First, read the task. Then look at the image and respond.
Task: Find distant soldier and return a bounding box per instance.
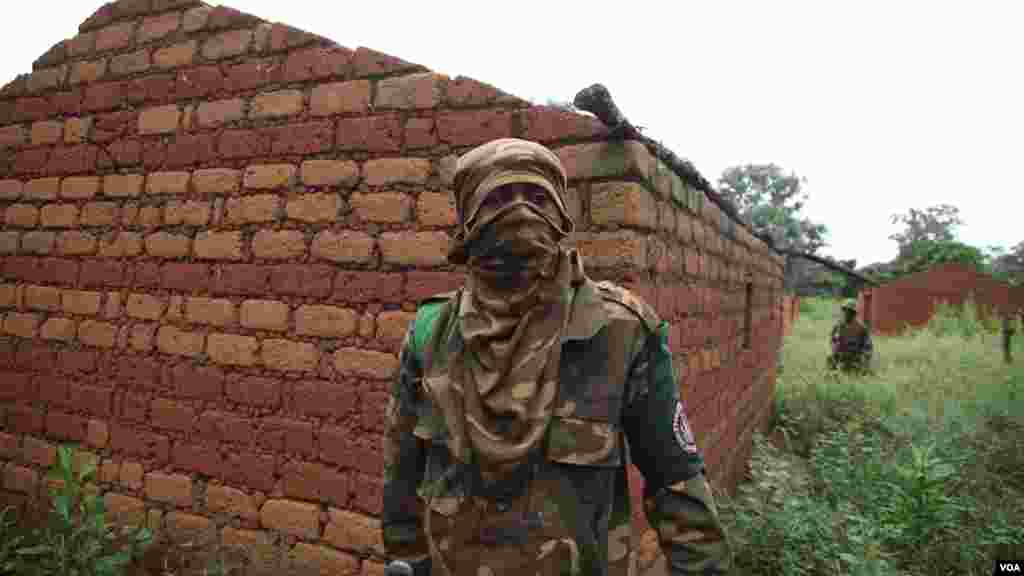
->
[827,300,873,373]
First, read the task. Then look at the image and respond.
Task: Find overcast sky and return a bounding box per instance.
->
[4,1,1021,266]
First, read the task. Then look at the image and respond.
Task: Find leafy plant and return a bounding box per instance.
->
[13,445,152,576]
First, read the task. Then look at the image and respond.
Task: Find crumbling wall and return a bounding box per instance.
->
[860,262,1024,336]
[0,0,784,572]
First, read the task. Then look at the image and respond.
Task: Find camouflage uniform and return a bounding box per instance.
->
[381,138,732,575]
[827,300,873,373]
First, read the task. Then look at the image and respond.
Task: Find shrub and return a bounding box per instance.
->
[0,445,152,576]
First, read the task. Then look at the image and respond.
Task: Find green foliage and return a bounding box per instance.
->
[717,163,830,254]
[720,296,1024,575]
[888,204,964,256]
[1,445,152,576]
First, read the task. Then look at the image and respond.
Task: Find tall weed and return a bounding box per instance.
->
[721,296,1024,576]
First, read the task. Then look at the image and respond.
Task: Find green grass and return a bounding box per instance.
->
[720,297,1024,576]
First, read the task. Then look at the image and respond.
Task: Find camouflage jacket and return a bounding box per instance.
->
[381,278,732,575]
[830,319,873,359]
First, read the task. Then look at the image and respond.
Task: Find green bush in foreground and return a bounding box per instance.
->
[721,297,1024,576]
[0,445,152,576]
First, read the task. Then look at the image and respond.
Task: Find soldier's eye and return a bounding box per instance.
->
[528,188,548,206]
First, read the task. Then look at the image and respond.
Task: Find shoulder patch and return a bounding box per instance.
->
[412,292,457,364]
[594,281,661,332]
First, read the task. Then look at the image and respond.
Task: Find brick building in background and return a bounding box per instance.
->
[0,1,786,573]
[858,262,1024,336]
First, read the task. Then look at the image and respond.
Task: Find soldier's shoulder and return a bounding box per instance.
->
[412,291,459,355]
[592,280,661,332]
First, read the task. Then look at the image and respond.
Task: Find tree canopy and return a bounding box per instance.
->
[717,163,829,255]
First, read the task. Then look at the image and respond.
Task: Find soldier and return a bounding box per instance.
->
[381,138,732,575]
[827,300,873,373]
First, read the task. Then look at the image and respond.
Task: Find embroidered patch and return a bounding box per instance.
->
[673,401,697,453]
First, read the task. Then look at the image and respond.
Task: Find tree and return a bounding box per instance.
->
[986,241,1024,285]
[717,163,830,255]
[888,204,964,258]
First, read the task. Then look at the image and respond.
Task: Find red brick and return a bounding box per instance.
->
[352,46,421,78]
[267,22,321,51]
[445,75,519,107]
[375,73,442,110]
[109,49,152,78]
[51,91,83,117]
[311,230,374,264]
[69,383,114,417]
[332,348,398,380]
[14,148,52,175]
[201,30,254,61]
[218,128,272,159]
[10,343,52,375]
[223,451,275,492]
[332,271,404,304]
[197,411,253,447]
[226,376,281,408]
[0,372,35,402]
[336,115,400,152]
[379,231,449,267]
[206,483,260,522]
[364,158,431,187]
[8,406,44,435]
[361,390,389,434]
[166,362,223,401]
[522,105,608,143]
[288,379,357,419]
[119,392,150,422]
[405,117,437,149]
[282,46,351,83]
[137,11,181,43]
[110,424,170,464]
[95,22,135,53]
[265,121,334,156]
[112,355,162,390]
[46,411,88,441]
[310,80,370,116]
[164,132,217,168]
[47,144,99,176]
[3,465,38,494]
[282,461,348,506]
[349,472,383,515]
[351,192,412,223]
[213,264,271,296]
[144,471,193,507]
[79,260,123,288]
[151,398,196,433]
[195,98,244,128]
[10,97,50,123]
[171,442,222,477]
[437,109,514,147]
[175,65,224,99]
[0,433,19,459]
[222,58,280,91]
[250,89,304,119]
[56,348,98,375]
[269,263,334,299]
[38,375,71,407]
[205,4,261,29]
[259,418,315,457]
[161,262,211,293]
[83,81,126,113]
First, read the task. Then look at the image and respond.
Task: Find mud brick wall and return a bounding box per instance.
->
[859,262,1024,336]
[0,0,785,572]
[782,294,800,337]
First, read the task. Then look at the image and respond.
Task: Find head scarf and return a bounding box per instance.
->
[430,138,578,483]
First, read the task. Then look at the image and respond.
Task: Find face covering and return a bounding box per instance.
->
[428,139,578,484]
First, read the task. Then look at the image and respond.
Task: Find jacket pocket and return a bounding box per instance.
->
[546,416,622,467]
